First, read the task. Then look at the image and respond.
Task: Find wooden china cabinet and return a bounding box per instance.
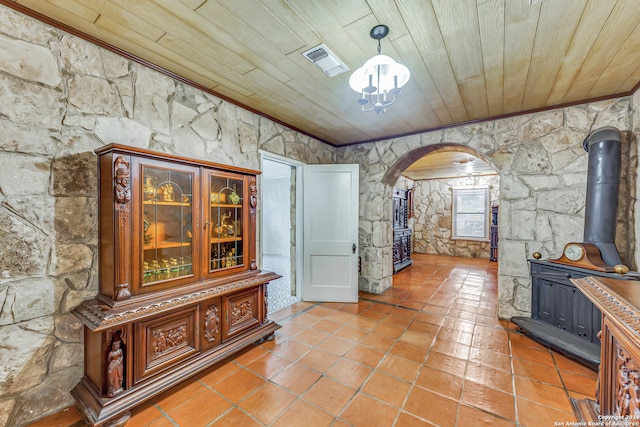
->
[71,144,280,426]
[571,276,640,422]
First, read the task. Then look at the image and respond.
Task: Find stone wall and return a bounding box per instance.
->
[0,6,334,426]
[632,90,640,270]
[337,99,636,319]
[2,3,640,425]
[411,175,500,258]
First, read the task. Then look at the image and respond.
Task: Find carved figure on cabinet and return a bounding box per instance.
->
[615,346,640,416]
[630,371,640,414]
[153,330,167,354]
[107,339,124,397]
[249,177,257,208]
[114,156,131,204]
[167,326,187,347]
[232,301,253,324]
[264,287,269,319]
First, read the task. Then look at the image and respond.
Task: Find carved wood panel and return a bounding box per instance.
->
[114,155,132,301]
[393,239,401,264]
[135,306,198,384]
[614,340,640,416]
[201,299,222,351]
[223,287,262,341]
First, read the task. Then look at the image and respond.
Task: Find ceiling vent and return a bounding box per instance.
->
[302,44,349,77]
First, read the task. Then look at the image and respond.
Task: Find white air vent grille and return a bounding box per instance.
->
[302,44,349,77]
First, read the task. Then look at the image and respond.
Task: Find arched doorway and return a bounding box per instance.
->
[390,145,499,272]
[339,106,634,320]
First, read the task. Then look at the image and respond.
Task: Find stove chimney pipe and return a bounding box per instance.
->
[582,126,622,267]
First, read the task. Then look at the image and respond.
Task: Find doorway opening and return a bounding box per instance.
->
[392,145,499,280]
[260,155,302,313]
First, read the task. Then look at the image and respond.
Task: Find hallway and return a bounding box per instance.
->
[30,254,596,426]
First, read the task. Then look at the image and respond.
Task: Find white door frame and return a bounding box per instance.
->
[259,151,305,299]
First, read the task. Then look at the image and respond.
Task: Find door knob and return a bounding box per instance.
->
[352,243,356,254]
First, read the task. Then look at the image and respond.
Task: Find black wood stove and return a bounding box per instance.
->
[512,127,640,369]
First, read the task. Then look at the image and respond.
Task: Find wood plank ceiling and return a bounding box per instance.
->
[4,0,640,149]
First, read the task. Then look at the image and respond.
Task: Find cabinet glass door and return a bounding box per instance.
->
[142,166,194,285]
[208,174,245,273]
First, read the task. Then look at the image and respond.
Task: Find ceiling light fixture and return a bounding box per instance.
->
[348,25,410,114]
[453,156,475,165]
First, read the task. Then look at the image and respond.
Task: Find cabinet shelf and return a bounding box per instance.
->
[144,241,192,250]
[210,203,242,209]
[143,200,191,207]
[211,237,242,243]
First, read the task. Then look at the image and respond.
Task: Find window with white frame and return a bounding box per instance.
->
[452,186,490,241]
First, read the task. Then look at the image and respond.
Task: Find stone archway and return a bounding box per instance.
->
[382,144,494,186]
[387,144,500,260]
[342,131,506,298]
[336,100,632,319]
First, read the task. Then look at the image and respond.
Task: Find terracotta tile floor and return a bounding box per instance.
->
[28,254,597,427]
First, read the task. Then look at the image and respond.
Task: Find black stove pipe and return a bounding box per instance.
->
[582,126,622,267]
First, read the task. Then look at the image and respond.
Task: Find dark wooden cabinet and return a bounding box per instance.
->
[393,188,412,273]
[490,205,498,261]
[572,276,640,422]
[71,145,280,426]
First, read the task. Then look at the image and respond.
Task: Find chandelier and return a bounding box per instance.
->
[348,25,410,114]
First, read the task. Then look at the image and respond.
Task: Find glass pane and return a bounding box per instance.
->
[455,214,486,238]
[210,175,244,272]
[142,166,194,284]
[455,189,486,213]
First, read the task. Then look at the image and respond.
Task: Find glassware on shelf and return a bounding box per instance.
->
[226,248,236,267]
[211,246,219,270]
[177,256,191,276]
[144,260,160,283]
[158,183,175,201]
[221,212,234,236]
[158,259,171,280]
[229,191,240,204]
[143,177,156,200]
[210,192,226,204]
[143,261,152,283]
[208,176,245,273]
[182,256,192,275]
[141,166,194,284]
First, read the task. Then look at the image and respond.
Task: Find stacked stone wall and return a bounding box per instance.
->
[411,175,500,258]
[338,101,636,319]
[0,6,334,425]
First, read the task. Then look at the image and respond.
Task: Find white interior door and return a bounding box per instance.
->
[303,164,359,302]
